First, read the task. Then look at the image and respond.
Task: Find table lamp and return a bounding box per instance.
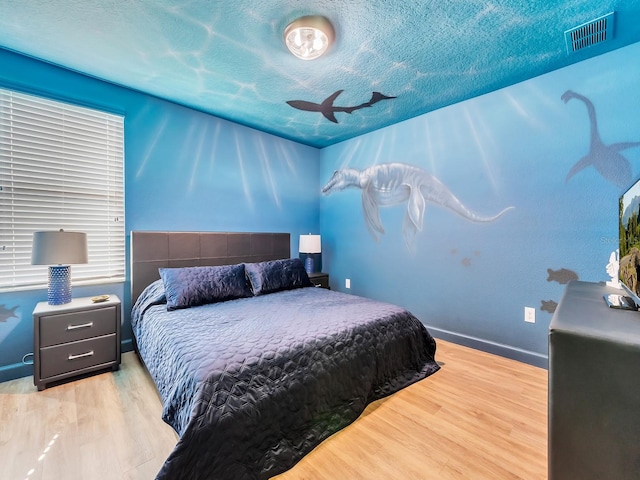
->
[31,229,88,305]
[299,234,321,275]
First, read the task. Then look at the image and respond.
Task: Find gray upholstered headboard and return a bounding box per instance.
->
[130,231,290,304]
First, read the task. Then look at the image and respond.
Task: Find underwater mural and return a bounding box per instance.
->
[546,268,579,285]
[0,305,19,323]
[541,300,558,314]
[542,268,579,313]
[450,248,481,267]
[322,162,514,251]
[562,90,640,189]
[287,90,395,124]
[318,42,640,366]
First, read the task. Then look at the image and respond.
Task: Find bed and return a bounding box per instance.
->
[130,231,440,480]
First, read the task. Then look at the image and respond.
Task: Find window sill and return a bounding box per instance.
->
[0,277,125,294]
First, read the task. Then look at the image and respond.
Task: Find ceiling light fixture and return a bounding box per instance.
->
[284,15,334,60]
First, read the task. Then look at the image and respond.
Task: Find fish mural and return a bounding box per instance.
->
[0,305,19,322]
[287,90,395,123]
[322,163,514,250]
[562,90,640,189]
[451,248,481,267]
[546,267,578,285]
[541,300,558,314]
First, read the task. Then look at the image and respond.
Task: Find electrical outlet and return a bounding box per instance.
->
[345,278,351,289]
[524,306,536,323]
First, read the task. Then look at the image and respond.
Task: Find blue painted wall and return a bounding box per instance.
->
[3,40,640,381]
[320,42,640,367]
[0,48,320,382]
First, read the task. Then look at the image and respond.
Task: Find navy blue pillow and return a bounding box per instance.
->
[244,258,312,296]
[159,264,252,310]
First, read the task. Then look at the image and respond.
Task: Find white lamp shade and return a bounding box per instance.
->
[299,234,321,254]
[31,230,88,265]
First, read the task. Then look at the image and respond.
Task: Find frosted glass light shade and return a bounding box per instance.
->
[284,16,334,60]
[299,234,321,253]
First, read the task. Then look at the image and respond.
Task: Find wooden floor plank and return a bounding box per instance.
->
[0,339,547,479]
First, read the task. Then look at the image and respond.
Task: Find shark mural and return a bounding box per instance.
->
[287,90,395,124]
[562,90,640,189]
[0,304,19,322]
[322,163,514,251]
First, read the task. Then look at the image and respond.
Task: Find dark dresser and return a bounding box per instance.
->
[549,281,640,479]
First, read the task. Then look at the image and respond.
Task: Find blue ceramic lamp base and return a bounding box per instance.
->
[48,265,72,305]
[304,255,314,275]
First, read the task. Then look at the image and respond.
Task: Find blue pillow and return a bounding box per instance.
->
[244,258,312,296]
[159,264,252,310]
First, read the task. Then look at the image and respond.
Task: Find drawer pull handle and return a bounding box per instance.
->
[67,322,93,331]
[68,351,94,360]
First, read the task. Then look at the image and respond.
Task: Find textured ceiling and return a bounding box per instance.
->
[1,1,640,148]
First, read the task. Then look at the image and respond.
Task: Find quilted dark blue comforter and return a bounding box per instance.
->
[132,283,439,479]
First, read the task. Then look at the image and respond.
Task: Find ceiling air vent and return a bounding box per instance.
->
[564,12,615,54]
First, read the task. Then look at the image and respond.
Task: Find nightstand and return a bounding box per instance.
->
[33,295,121,391]
[309,272,330,289]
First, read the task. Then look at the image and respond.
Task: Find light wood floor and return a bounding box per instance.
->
[0,340,547,479]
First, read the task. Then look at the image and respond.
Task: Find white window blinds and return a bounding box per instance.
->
[0,88,124,290]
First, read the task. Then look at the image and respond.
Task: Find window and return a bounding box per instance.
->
[0,88,124,291]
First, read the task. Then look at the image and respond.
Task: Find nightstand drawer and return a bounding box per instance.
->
[40,334,117,379]
[40,306,117,347]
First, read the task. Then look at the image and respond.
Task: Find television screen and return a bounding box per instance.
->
[619,177,640,303]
